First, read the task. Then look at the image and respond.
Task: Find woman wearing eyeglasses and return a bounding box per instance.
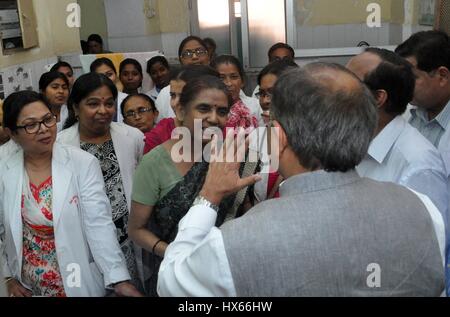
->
[121,94,159,134]
[155,36,211,122]
[57,73,145,291]
[0,91,141,297]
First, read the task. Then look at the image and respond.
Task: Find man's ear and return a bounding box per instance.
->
[374,89,388,109]
[272,120,288,153]
[437,66,450,86]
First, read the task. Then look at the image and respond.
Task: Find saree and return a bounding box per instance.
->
[144,158,258,296]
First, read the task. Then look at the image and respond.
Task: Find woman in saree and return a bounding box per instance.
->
[129,75,255,296]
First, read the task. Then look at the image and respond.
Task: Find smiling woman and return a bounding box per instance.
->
[128,75,259,296]
[0,90,140,297]
[58,73,145,291]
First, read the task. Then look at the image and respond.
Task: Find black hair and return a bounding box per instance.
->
[211,55,245,82]
[90,57,117,74]
[179,75,233,110]
[81,40,88,55]
[170,65,220,82]
[395,30,450,72]
[363,48,415,115]
[203,37,217,50]
[178,36,208,59]
[39,71,69,92]
[257,59,299,85]
[64,73,118,129]
[268,43,295,62]
[272,63,377,172]
[146,56,170,75]
[87,34,103,45]
[2,90,49,131]
[50,61,74,73]
[119,58,143,77]
[120,93,157,117]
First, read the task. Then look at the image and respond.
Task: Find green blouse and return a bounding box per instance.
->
[132,145,183,206]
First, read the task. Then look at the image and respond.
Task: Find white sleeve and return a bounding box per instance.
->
[407,188,446,267]
[155,86,175,122]
[157,205,237,297]
[78,156,131,287]
[0,172,12,279]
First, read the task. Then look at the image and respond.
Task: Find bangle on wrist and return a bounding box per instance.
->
[111,280,129,288]
[152,239,163,255]
[4,277,14,284]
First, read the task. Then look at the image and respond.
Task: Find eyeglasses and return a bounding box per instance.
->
[180,48,208,59]
[255,90,273,99]
[124,107,154,119]
[16,114,57,134]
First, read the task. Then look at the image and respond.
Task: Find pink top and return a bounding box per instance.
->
[225,99,258,132]
[144,118,176,154]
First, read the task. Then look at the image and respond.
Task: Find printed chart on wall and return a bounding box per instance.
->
[2,66,33,98]
[80,51,164,92]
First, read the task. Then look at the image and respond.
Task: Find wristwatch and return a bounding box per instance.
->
[193,195,220,213]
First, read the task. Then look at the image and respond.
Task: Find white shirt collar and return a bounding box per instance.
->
[368,116,406,164]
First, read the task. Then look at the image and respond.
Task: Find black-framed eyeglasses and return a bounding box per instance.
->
[255,90,273,99]
[16,114,57,134]
[180,48,208,59]
[124,107,154,119]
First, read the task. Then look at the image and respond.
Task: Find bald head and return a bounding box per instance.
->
[346,52,382,81]
[347,48,416,116]
[304,63,365,95]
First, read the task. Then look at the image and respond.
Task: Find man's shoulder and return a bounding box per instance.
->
[395,123,445,168]
[225,177,424,226]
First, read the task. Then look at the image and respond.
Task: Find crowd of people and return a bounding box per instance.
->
[0,30,449,297]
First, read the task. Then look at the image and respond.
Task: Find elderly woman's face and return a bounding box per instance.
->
[123,96,158,133]
[180,88,229,145]
[76,85,116,137]
[12,101,57,154]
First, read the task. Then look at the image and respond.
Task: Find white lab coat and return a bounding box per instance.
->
[57,122,144,211]
[57,122,145,283]
[0,140,20,163]
[0,143,131,297]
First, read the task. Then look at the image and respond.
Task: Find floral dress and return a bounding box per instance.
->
[21,176,66,297]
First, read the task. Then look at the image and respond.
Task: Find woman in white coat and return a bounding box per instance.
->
[57,73,145,291]
[0,91,141,297]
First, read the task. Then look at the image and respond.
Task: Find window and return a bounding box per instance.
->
[290,0,435,51]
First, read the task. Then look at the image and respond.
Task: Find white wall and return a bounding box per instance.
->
[104,0,163,53]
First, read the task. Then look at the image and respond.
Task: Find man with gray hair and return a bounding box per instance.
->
[158,64,445,297]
